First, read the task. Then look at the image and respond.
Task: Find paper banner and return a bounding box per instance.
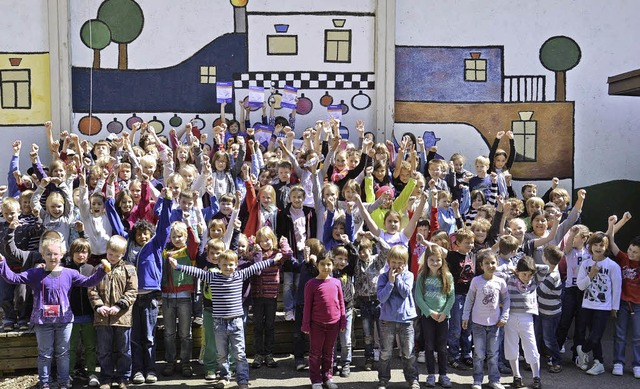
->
[249,86,265,108]
[253,124,274,148]
[327,104,342,122]
[281,85,298,109]
[216,82,233,103]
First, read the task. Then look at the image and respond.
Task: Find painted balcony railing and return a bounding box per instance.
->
[504,75,546,102]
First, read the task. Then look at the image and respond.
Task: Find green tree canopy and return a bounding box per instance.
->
[539,36,581,72]
[97,0,144,44]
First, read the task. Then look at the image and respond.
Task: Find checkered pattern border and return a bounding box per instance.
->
[232,72,375,90]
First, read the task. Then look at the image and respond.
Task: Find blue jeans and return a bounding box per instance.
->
[335,307,353,363]
[96,326,132,382]
[448,294,472,361]
[34,323,73,386]
[359,298,380,360]
[577,308,609,362]
[378,320,418,383]
[614,301,640,367]
[252,297,277,356]
[471,323,500,384]
[540,313,562,365]
[162,297,192,364]
[282,272,299,312]
[131,292,159,375]
[214,317,249,385]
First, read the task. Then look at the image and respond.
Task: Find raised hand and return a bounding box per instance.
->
[496,131,505,139]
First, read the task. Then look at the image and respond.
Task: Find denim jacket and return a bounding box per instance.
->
[377,269,417,323]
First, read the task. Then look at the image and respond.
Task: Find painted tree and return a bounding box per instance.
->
[97,0,144,70]
[80,19,111,69]
[539,36,581,102]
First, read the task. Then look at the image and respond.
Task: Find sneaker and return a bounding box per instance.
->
[532,377,542,389]
[499,363,512,374]
[548,364,563,373]
[205,370,217,380]
[377,381,388,389]
[425,374,436,387]
[181,364,193,377]
[251,355,264,368]
[586,359,605,376]
[131,373,144,385]
[118,381,128,389]
[99,383,110,389]
[512,376,524,388]
[192,316,203,327]
[612,363,623,376]
[488,382,505,389]
[295,359,307,371]
[213,379,231,389]
[162,363,174,376]
[463,357,474,367]
[373,349,380,362]
[238,384,249,389]
[560,344,566,353]
[89,374,100,387]
[3,323,14,332]
[409,380,420,389]
[18,322,30,331]
[285,311,295,321]
[576,345,589,371]
[145,374,157,384]
[311,384,323,389]
[417,351,426,363]
[324,379,338,389]
[364,358,373,371]
[448,359,467,370]
[340,363,350,377]
[439,375,452,388]
[471,383,482,389]
[265,354,278,368]
[634,366,640,379]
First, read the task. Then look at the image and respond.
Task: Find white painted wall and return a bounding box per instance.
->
[395,0,640,187]
[0,0,49,51]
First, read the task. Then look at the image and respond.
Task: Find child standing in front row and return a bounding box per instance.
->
[376,245,420,389]
[414,244,455,388]
[302,254,346,389]
[462,249,510,389]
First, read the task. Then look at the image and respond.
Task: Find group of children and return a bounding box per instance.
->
[0,105,638,389]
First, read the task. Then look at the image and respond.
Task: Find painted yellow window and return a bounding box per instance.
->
[325,30,351,63]
[1,69,31,109]
[200,66,216,84]
[465,59,487,82]
[267,35,298,55]
[512,120,537,162]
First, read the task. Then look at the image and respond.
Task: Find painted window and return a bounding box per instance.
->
[200,66,216,84]
[267,35,298,55]
[325,30,351,63]
[464,59,487,82]
[512,120,537,162]
[0,69,31,109]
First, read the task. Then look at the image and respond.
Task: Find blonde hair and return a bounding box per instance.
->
[474,155,490,167]
[165,173,186,189]
[170,221,188,237]
[139,155,157,168]
[258,185,276,202]
[256,226,277,248]
[206,238,225,253]
[388,245,409,264]
[40,237,66,256]
[107,235,128,254]
[2,197,20,211]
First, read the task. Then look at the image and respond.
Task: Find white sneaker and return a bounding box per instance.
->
[586,359,605,376]
[373,348,380,362]
[612,363,623,376]
[471,383,482,389]
[560,344,565,353]
[488,382,505,389]
[634,366,640,379]
[323,379,338,389]
[311,384,323,389]
[88,374,100,387]
[576,345,589,371]
[285,311,295,321]
[417,351,426,363]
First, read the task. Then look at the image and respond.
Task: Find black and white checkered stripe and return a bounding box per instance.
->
[232,72,375,89]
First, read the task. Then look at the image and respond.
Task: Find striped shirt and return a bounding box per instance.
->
[497,265,548,315]
[537,267,562,316]
[176,259,274,318]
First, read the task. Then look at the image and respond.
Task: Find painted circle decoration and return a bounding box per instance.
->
[242,96,261,112]
[190,115,205,130]
[340,100,349,115]
[351,90,371,110]
[78,115,102,136]
[148,116,165,134]
[320,91,334,107]
[107,117,124,134]
[213,117,224,128]
[296,93,313,115]
[126,113,143,130]
[268,90,283,109]
[169,114,183,127]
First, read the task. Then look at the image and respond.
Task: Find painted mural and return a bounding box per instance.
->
[70,0,377,140]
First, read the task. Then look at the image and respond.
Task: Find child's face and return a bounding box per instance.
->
[516,270,534,284]
[590,241,607,259]
[129,183,141,203]
[180,170,195,186]
[473,228,487,244]
[90,196,105,216]
[522,187,536,200]
[209,225,224,239]
[215,157,227,172]
[141,161,156,177]
[219,258,238,277]
[494,155,507,170]
[323,188,338,207]
[334,255,348,270]
[472,196,484,210]
[526,202,541,217]
[167,182,183,200]
[42,244,63,270]
[238,238,248,255]
[572,234,587,249]
[317,258,334,278]
[290,191,304,209]
[388,257,406,272]
[259,192,274,208]
[399,167,411,183]
[135,228,151,246]
[119,166,132,181]
[627,244,640,261]
[332,223,345,240]
[551,194,567,209]
[384,215,401,234]
[229,122,239,133]
[531,215,548,236]
[477,210,488,220]
[453,158,464,173]
[437,196,450,209]
[220,201,234,216]
[177,148,189,162]
[347,155,359,170]
[439,165,448,179]
[428,165,441,180]
[118,195,134,214]
[481,257,497,276]
[344,188,357,202]
[19,197,32,215]
[427,254,442,273]
[457,238,474,254]
[358,248,372,261]
[106,248,124,265]
[179,197,194,212]
[277,167,291,183]
[335,153,347,171]
[73,250,89,265]
[509,220,526,241]
[474,162,488,176]
[416,224,429,237]
[207,248,222,264]
[89,171,100,188]
[94,145,109,158]
[47,199,65,219]
[51,166,66,179]
[374,165,387,181]
[170,230,187,248]
[73,189,81,207]
[258,237,274,252]
[258,171,271,186]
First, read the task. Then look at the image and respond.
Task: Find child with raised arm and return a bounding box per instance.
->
[376,245,420,389]
[462,249,510,389]
[607,212,640,378]
[169,249,283,389]
[537,245,565,374]
[575,232,622,375]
